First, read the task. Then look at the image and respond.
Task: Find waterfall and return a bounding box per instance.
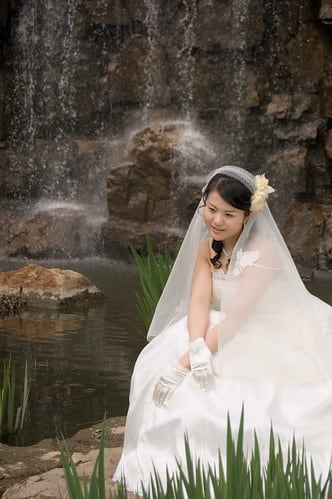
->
[142,0,160,121]
[7,0,256,201]
[174,0,198,121]
[6,0,107,257]
[8,0,79,200]
[10,0,79,143]
[225,0,251,160]
[140,0,254,162]
[9,1,37,147]
[142,0,198,123]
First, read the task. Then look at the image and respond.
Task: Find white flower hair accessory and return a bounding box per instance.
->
[250,174,275,212]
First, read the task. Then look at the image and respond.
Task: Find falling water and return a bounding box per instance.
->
[8,0,80,200]
[142,0,198,123]
[140,0,256,162]
[225,0,251,160]
[10,1,37,146]
[142,0,158,118]
[10,0,79,144]
[175,0,198,120]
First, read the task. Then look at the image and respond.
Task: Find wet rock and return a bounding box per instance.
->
[266,93,319,120]
[320,0,332,24]
[0,263,104,309]
[0,0,331,276]
[84,0,145,24]
[282,203,332,277]
[275,120,322,141]
[6,208,90,258]
[325,129,332,159]
[0,73,5,142]
[108,35,156,105]
[194,0,264,50]
[265,146,307,222]
[319,69,332,118]
[104,122,215,251]
[102,216,185,255]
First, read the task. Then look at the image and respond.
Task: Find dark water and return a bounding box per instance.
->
[0,257,331,446]
[0,257,146,445]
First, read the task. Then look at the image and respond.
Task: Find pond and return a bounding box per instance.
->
[0,257,146,445]
[0,257,331,446]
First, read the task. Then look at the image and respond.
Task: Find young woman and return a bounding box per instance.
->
[113,166,332,493]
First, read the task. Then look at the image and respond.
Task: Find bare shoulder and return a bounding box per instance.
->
[197,238,211,260]
[193,239,211,270]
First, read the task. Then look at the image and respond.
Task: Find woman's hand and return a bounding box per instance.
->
[152,363,189,407]
[189,338,214,391]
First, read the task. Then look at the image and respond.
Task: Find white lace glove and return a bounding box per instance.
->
[189,338,214,391]
[152,362,189,407]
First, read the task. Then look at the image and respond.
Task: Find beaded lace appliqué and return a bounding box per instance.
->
[211,268,226,280]
[233,249,260,276]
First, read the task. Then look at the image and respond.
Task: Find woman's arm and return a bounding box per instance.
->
[153,239,215,404]
[187,239,212,341]
[178,239,212,370]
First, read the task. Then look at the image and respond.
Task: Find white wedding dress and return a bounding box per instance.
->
[113,262,332,493]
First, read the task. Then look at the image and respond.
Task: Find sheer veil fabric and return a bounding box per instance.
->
[148,165,332,379]
[114,166,332,493]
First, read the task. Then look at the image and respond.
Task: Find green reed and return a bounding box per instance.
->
[0,357,30,438]
[60,408,332,499]
[58,422,106,499]
[131,238,175,331]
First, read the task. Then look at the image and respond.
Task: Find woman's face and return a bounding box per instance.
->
[203,190,248,245]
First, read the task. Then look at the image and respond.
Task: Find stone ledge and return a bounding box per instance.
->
[0,417,126,498]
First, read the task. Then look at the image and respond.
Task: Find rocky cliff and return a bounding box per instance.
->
[0,0,331,274]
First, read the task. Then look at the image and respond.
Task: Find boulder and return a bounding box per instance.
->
[102,216,185,255]
[0,264,104,309]
[6,208,90,258]
[104,122,215,251]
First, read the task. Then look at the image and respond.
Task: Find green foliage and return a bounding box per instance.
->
[61,408,332,498]
[131,238,175,331]
[59,421,107,499]
[0,357,30,439]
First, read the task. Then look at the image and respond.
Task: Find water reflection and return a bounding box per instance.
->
[0,257,146,445]
[0,257,330,445]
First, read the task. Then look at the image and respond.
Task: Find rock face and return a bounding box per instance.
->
[320,0,332,24]
[0,0,331,271]
[0,264,104,309]
[0,417,126,499]
[282,203,332,277]
[6,208,90,258]
[103,122,215,251]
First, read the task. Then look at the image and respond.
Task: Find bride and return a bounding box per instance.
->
[113,165,332,493]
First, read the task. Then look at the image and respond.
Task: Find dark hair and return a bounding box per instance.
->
[202,174,252,268]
